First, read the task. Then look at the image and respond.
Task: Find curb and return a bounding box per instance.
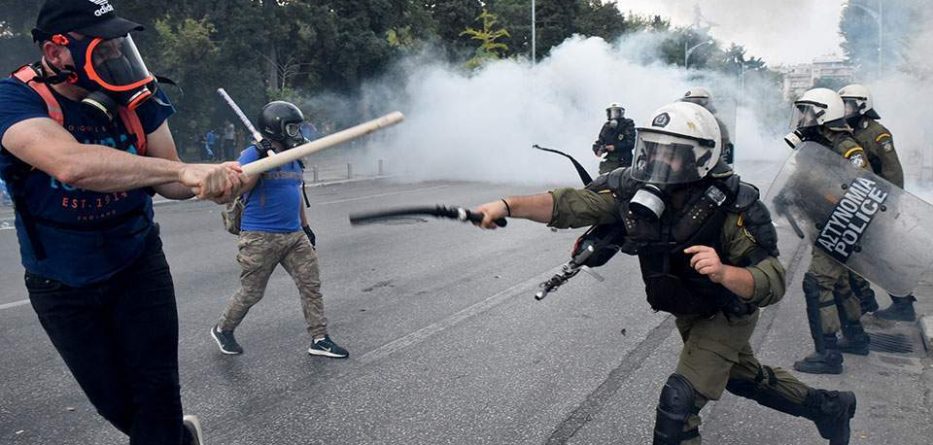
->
[920,315,933,352]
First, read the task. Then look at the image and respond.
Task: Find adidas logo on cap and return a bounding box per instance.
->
[89,0,115,17]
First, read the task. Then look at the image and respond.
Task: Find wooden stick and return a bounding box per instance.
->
[241,111,405,177]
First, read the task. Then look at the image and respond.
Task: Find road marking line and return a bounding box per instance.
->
[355,265,560,367]
[0,299,29,311]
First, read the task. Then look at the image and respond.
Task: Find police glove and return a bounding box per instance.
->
[302,225,316,247]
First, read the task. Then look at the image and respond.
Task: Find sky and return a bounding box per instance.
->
[617,0,846,66]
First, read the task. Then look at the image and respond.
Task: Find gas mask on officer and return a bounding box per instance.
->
[629,140,704,220]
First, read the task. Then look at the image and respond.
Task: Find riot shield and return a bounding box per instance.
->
[765,141,933,296]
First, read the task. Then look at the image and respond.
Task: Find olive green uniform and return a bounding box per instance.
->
[846,116,915,315]
[805,134,867,336]
[549,184,814,444]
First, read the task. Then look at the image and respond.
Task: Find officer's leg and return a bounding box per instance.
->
[834,273,869,356]
[795,251,844,374]
[655,312,758,444]
[654,374,702,445]
[726,346,856,444]
[848,273,878,313]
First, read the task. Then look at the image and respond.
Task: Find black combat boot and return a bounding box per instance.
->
[874,295,917,322]
[803,389,857,445]
[837,322,870,356]
[725,371,855,445]
[794,334,843,375]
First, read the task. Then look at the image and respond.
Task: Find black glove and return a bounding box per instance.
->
[258,138,275,157]
[302,225,316,247]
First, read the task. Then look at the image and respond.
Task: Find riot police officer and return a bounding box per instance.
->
[681,88,734,164]
[838,84,917,322]
[785,88,872,374]
[473,101,856,444]
[592,102,636,174]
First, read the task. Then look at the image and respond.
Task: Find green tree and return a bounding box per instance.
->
[574,0,626,42]
[461,9,511,69]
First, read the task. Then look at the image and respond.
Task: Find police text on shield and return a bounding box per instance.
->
[816,177,888,262]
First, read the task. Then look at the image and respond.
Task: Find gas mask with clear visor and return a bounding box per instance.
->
[50,33,155,121]
[629,132,714,220]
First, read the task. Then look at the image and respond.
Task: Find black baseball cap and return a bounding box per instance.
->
[31,0,144,42]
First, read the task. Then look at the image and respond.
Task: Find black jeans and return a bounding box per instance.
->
[26,232,193,445]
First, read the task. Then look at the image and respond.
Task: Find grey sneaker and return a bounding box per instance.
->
[308,335,349,358]
[210,324,243,355]
[183,415,204,445]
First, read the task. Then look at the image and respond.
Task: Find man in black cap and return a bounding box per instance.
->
[0,1,242,443]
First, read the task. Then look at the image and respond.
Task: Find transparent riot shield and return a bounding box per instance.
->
[765,141,933,296]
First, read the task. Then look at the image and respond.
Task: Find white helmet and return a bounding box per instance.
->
[681,87,712,106]
[838,84,881,119]
[631,101,721,184]
[792,88,848,132]
[606,102,624,120]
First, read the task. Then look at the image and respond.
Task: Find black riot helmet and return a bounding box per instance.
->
[258,101,308,149]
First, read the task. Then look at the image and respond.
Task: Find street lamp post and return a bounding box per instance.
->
[684,39,714,70]
[531,0,536,62]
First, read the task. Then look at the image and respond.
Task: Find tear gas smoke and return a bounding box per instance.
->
[335,34,786,186]
[618,0,845,65]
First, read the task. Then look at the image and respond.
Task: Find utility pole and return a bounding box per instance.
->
[531,0,536,62]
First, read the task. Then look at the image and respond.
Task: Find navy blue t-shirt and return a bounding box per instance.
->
[0,76,175,286]
[239,146,303,233]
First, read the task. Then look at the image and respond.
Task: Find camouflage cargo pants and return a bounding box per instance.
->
[218,231,327,338]
[673,310,811,444]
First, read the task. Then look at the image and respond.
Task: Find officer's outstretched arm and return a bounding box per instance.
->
[473,192,553,229]
[472,188,619,230]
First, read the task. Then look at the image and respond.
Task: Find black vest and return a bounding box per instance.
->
[618,176,753,316]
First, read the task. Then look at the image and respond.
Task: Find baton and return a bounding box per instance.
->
[533,144,594,186]
[216,88,264,143]
[349,205,507,227]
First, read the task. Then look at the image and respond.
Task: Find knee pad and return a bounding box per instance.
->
[654,374,699,444]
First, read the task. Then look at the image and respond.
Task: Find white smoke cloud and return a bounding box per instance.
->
[350,33,787,186]
[618,0,846,65]
[871,3,933,199]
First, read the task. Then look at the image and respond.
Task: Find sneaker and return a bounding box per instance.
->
[210,324,243,355]
[308,335,349,358]
[182,415,204,445]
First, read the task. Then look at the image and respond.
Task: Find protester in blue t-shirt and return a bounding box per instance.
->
[211,101,348,359]
[0,2,243,443]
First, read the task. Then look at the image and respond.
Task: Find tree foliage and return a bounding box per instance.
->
[0,0,774,158]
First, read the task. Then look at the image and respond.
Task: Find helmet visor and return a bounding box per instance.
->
[791,102,825,129]
[608,107,623,119]
[631,133,703,184]
[85,35,153,92]
[842,98,865,118]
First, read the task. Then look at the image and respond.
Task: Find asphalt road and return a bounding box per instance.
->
[2,163,931,444]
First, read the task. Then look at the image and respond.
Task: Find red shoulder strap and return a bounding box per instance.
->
[117,107,147,156]
[11,65,64,125]
[12,65,148,156]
